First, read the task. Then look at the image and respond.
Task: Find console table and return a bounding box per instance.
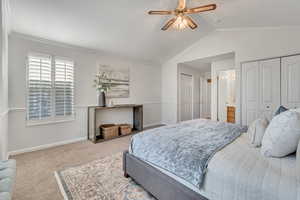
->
[87,104,143,143]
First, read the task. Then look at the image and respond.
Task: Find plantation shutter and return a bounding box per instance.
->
[55,58,74,117]
[27,54,52,120]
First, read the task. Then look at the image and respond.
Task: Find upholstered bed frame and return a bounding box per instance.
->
[123,151,208,200]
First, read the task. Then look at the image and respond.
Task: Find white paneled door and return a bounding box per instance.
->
[281,55,300,109]
[242,61,260,125]
[259,58,281,120]
[242,58,281,125]
[180,73,193,122]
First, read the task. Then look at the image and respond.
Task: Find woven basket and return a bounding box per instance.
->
[100,124,119,139]
[119,124,132,135]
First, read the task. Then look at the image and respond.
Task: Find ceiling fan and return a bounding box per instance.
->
[148,0,216,31]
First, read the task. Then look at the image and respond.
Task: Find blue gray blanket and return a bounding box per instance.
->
[129,119,246,187]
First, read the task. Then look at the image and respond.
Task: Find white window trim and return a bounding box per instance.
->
[26,52,76,126]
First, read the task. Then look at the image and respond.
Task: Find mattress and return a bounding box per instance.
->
[144,134,298,200]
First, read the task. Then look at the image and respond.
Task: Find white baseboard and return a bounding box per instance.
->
[8,123,163,157]
[8,137,86,156]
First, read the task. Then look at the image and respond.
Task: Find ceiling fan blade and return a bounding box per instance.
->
[148,10,173,15]
[183,16,198,30]
[185,4,217,14]
[161,18,177,31]
[177,0,186,10]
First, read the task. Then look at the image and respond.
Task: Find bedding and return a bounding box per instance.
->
[247,117,269,147]
[274,105,288,116]
[261,111,300,157]
[129,119,246,187]
[144,134,298,200]
[292,107,300,113]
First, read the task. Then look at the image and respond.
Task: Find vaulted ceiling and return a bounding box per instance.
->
[10,0,300,64]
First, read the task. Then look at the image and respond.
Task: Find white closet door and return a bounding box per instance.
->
[281,55,300,109]
[259,58,281,120]
[180,73,193,121]
[242,62,260,125]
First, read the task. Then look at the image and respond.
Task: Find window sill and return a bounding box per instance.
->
[26,117,75,127]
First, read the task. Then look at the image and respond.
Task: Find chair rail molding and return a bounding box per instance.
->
[8,102,162,112]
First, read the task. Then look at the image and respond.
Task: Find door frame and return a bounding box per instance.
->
[178,73,194,122]
[216,69,236,122]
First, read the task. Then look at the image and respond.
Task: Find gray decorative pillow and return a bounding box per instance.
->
[247,117,269,147]
[261,111,300,157]
[274,105,288,116]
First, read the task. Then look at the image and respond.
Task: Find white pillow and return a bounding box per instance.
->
[291,107,300,113]
[247,117,269,147]
[297,139,300,182]
[261,111,300,158]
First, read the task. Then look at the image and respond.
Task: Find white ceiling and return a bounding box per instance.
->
[10,0,300,64]
[192,0,300,28]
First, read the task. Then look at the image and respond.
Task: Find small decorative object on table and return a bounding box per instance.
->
[93,70,113,107]
[107,99,114,107]
[100,124,119,140]
[119,124,132,135]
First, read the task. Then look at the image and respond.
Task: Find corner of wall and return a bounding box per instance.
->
[0,0,10,160]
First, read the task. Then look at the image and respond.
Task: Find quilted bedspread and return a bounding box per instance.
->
[129,119,246,187]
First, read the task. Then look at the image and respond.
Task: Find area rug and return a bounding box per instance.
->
[55,153,155,200]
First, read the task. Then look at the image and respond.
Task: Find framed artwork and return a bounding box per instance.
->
[98,64,130,98]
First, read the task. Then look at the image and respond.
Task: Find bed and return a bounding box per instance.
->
[123,119,299,200]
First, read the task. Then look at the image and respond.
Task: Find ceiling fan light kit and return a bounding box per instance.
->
[148,0,216,31]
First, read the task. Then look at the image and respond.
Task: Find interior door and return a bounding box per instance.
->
[259,58,281,120]
[180,73,193,121]
[242,62,260,125]
[281,55,300,109]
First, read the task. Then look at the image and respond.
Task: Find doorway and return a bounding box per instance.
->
[217,70,236,122]
[180,73,193,121]
[200,75,212,119]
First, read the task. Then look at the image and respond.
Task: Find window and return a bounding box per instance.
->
[55,59,74,117]
[27,54,75,124]
[27,54,52,120]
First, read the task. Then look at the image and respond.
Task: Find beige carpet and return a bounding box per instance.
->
[11,136,132,200]
[56,153,155,200]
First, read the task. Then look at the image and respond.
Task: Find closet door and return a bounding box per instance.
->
[281,55,300,109]
[259,59,281,120]
[242,62,260,125]
[180,73,193,121]
[242,58,281,125]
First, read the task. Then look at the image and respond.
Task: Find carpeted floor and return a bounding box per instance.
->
[11,136,132,200]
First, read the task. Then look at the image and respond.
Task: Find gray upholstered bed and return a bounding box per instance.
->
[123,119,299,200]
